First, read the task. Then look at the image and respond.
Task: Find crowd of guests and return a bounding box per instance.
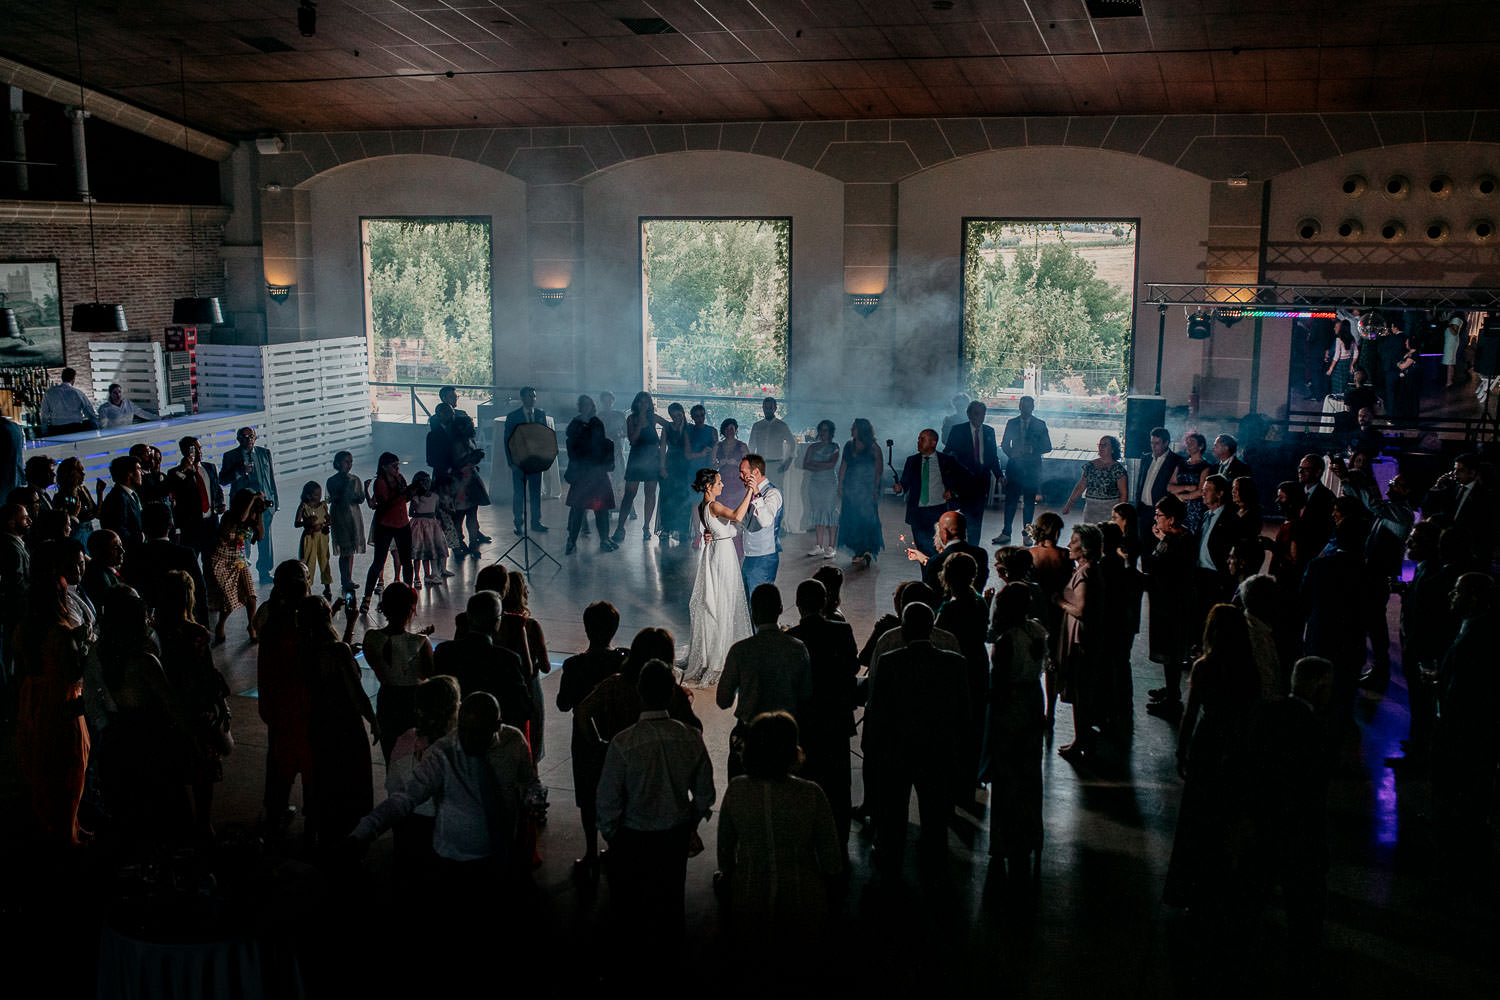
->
[8,383,1498,985]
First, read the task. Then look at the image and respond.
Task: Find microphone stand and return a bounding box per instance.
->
[885,438,899,491]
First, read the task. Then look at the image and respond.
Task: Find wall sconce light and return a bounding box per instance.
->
[849,292,881,316]
[538,288,566,307]
[267,283,292,303]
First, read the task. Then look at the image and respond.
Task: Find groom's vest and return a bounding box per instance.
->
[746,482,783,556]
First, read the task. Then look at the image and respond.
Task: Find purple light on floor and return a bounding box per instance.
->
[1374,763,1400,846]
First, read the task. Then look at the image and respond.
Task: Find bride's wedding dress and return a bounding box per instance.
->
[682,501,752,686]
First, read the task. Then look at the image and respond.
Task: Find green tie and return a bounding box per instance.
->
[921,455,930,502]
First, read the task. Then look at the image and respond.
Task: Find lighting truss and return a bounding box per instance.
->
[1145,283,1500,314]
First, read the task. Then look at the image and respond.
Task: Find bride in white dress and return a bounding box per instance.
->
[682,468,754,686]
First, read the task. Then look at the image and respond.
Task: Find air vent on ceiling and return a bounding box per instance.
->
[1085,0,1144,17]
[619,17,678,35]
[241,35,295,54]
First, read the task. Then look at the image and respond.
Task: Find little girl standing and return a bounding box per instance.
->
[408,471,446,587]
[295,480,334,600]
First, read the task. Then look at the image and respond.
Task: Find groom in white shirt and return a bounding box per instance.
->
[739,454,783,600]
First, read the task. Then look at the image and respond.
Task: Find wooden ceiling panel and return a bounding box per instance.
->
[1039,19,1101,55]
[883,86,941,115]
[881,25,949,59]
[685,31,759,62]
[930,22,1000,58]
[695,0,778,32]
[982,20,1050,55]
[0,0,1494,134]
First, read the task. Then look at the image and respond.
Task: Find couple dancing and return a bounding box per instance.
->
[682,454,782,687]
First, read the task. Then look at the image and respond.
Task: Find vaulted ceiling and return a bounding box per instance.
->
[1,0,1497,136]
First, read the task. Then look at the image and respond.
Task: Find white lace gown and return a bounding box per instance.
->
[683,502,752,686]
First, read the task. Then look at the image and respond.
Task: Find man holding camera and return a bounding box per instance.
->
[221,426,280,583]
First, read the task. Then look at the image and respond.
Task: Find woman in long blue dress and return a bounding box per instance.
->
[836,418,884,568]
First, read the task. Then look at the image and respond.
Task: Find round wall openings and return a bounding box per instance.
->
[1296,218,1322,240]
[1424,220,1450,242]
[1471,219,1495,243]
[1341,174,1367,197]
[1336,219,1363,239]
[1383,175,1410,199]
[1428,175,1454,198]
[1379,220,1406,241]
[1475,175,1497,197]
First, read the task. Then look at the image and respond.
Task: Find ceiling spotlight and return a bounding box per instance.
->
[298,1,317,38]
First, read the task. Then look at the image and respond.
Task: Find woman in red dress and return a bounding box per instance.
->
[15,538,91,846]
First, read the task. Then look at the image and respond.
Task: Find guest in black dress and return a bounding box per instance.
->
[564,396,617,555]
[658,402,691,542]
[986,583,1047,876]
[935,552,989,814]
[613,391,669,545]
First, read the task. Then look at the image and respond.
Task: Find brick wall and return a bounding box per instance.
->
[0,218,225,384]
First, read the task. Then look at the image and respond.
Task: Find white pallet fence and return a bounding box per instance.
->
[88,341,176,415]
[196,337,371,477]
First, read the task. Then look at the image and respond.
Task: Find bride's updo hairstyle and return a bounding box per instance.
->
[691,468,718,494]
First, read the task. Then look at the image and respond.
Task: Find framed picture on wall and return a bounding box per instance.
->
[0,258,65,368]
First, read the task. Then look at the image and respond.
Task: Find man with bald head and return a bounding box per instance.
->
[904,509,988,595]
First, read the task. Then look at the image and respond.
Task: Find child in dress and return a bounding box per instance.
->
[294,480,334,600]
[408,471,446,587]
[434,473,463,565]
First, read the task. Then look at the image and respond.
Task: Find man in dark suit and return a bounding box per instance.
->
[1296,454,1336,550]
[894,428,966,559]
[863,602,969,874]
[220,426,280,582]
[126,501,209,627]
[943,400,1003,545]
[1134,426,1183,555]
[785,578,859,849]
[98,454,145,547]
[434,591,532,730]
[1431,573,1500,865]
[1248,656,1333,974]
[1430,453,1494,561]
[996,395,1052,543]
[1194,474,1237,605]
[717,584,812,777]
[164,435,224,565]
[504,386,549,535]
[907,510,988,594]
[1212,433,1251,482]
[1300,521,1371,756]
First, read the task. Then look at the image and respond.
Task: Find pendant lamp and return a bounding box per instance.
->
[169,52,221,327]
[68,3,127,334]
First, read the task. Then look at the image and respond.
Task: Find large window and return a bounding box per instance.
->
[362,217,493,388]
[962,220,1137,412]
[641,218,790,400]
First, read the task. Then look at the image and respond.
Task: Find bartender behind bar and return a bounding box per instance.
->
[39,367,99,435]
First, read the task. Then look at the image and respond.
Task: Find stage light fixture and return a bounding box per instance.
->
[538,288,566,306]
[849,293,881,316]
[1186,309,1212,339]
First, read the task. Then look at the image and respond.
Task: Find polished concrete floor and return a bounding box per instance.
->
[3,473,1497,998]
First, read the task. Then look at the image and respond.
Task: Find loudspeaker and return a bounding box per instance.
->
[1124,395,1166,459]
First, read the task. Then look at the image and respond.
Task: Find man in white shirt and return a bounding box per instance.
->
[352,691,540,876]
[1135,427,1182,553]
[748,395,797,476]
[596,660,716,936]
[96,383,158,429]
[738,454,784,596]
[38,367,98,434]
